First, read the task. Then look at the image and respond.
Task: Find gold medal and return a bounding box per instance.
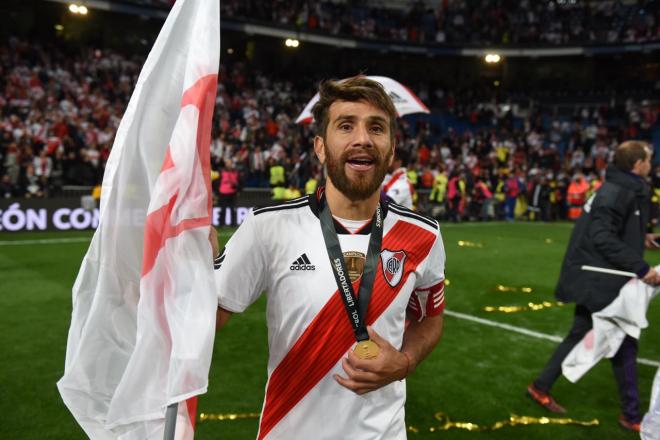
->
[353,339,380,360]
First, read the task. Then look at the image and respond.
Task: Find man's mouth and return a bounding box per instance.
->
[345,155,376,171]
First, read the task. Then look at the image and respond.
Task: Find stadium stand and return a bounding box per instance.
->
[112,0,660,45]
[1,0,659,223]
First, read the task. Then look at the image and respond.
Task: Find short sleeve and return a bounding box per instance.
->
[407,231,446,321]
[214,210,266,312]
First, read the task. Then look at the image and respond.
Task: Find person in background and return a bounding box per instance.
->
[429,165,448,220]
[472,176,493,221]
[382,147,415,209]
[566,172,590,220]
[527,141,660,432]
[305,172,320,195]
[218,159,240,226]
[504,169,521,222]
[284,183,302,200]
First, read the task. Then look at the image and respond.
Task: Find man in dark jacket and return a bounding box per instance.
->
[527,140,660,432]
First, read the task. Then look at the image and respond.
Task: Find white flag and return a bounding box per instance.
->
[642,367,660,440]
[295,75,429,123]
[57,0,220,438]
[562,270,660,383]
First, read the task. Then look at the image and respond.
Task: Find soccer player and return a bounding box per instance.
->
[211,77,446,439]
[383,148,415,209]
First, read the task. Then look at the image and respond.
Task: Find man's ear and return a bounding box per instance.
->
[314,136,326,165]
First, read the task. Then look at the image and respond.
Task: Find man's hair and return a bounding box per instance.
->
[613,140,650,172]
[311,76,397,141]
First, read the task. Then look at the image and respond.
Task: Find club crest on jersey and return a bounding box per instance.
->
[380,249,406,287]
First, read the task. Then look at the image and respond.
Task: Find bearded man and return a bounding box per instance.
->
[211,77,446,439]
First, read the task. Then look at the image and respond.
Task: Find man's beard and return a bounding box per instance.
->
[325,145,392,201]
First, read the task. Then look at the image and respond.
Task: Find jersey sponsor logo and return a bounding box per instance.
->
[290,253,315,270]
[380,249,406,287]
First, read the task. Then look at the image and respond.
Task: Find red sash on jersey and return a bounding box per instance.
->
[383,170,405,194]
[257,220,436,439]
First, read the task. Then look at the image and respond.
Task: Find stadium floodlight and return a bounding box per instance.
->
[484,53,501,63]
[285,38,300,48]
[68,3,89,15]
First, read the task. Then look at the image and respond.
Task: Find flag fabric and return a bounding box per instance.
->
[561,269,659,383]
[642,367,660,440]
[295,75,430,124]
[57,0,220,438]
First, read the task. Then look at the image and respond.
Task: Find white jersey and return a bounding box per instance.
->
[215,192,446,440]
[383,167,414,209]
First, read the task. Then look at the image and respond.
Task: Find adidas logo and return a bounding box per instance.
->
[290,253,315,271]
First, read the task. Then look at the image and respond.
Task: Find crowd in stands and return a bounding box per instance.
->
[1,36,659,223]
[220,0,660,46]
[0,37,142,198]
[113,0,660,46]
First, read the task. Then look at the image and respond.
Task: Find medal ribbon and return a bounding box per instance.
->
[319,197,383,342]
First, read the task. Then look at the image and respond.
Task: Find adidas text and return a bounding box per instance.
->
[290,264,315,270]
[291,253,314,270]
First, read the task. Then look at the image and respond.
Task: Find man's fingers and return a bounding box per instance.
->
[341,357,379,382]
[333,374,376,395]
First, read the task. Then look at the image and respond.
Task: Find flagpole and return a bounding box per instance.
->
[163,403,178,440]
[581,265,636,278]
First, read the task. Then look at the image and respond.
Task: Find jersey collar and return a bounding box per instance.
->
[308,186,389,235]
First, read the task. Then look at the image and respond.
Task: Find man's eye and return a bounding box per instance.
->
[339,123,352,130]
[371,125,384,133]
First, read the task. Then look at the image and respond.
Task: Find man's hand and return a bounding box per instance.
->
[216,307,232,331]
[334,326,409,395]
[641,267,660,286]
[209,226,220,258]
[644,233,660,249]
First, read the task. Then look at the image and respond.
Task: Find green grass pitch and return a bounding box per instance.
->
[1,222,658,439]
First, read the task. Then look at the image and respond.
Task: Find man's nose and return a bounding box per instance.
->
[351,123,373,147]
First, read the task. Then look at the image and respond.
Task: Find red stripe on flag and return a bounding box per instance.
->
[181,74,216,217]
[186,396,198,430]
[140,74,217,278]
[401,83,430,112]
[257,220,436,439]
[161,147,175,172]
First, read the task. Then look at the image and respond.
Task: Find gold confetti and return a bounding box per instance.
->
[483,301,565,313]
[417,412,598,432]
[444,279,450,286]
[495,285,534,293]
[201,410,598,433]
[457,240,484,248]
[199,412,261,422]
[544,238,553,244]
